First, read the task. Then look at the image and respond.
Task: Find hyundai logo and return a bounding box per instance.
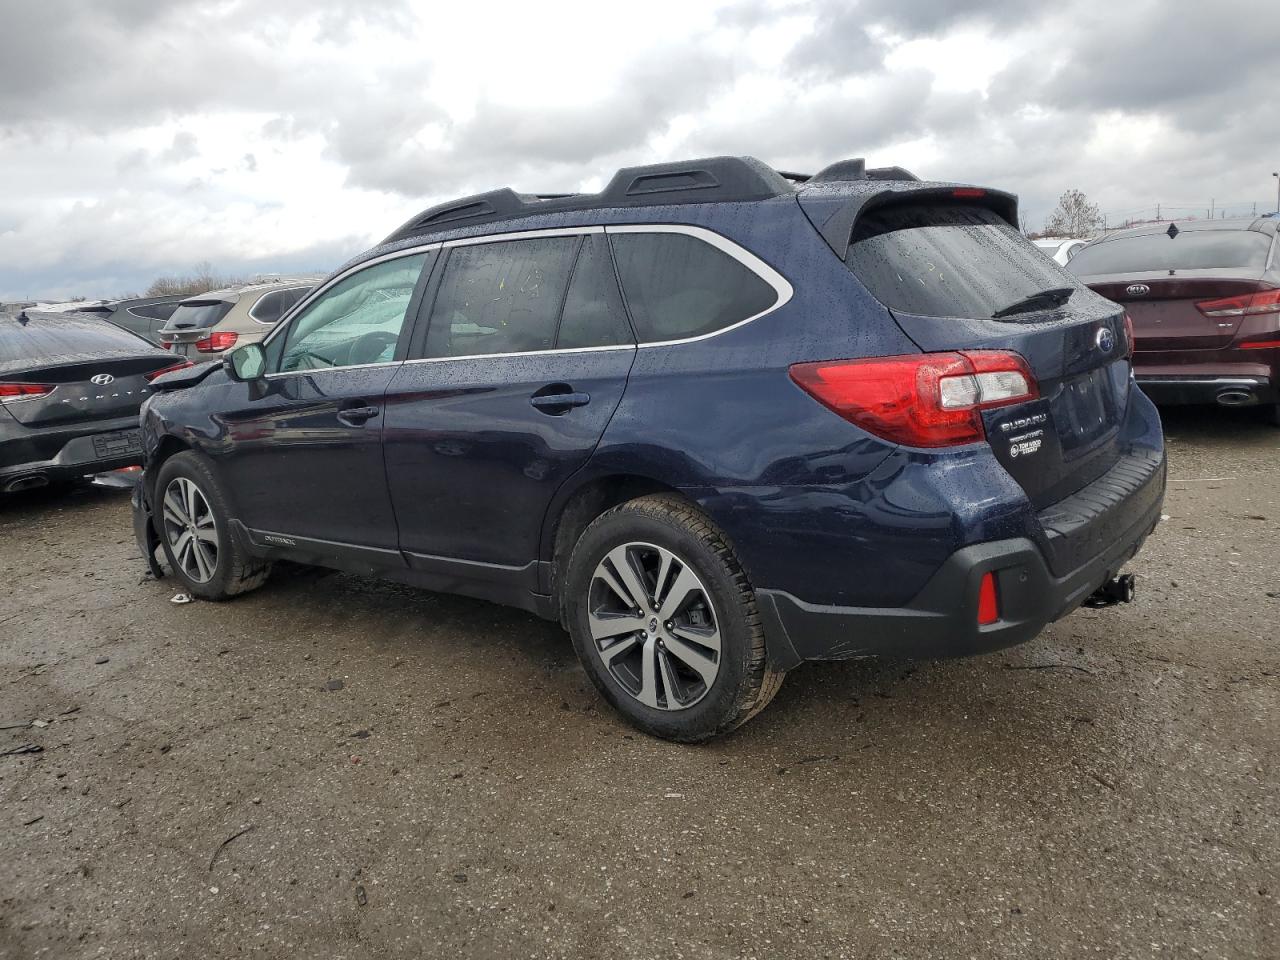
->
[1126,283,1150,296]
[1096,327,1116,353]
[90,373,115,386]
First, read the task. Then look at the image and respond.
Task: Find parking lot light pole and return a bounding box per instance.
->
[1274,172,1279,214]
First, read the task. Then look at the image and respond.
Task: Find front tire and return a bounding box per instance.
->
[153,451,271,600]
[563,495,784,742]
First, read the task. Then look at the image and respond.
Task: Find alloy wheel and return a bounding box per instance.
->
[161,477,219,584]
[587,542,722,710]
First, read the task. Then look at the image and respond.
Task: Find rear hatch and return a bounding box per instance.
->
[1,314,180,428]
[1067,228,1275,351]
[158,299,235,357]
[833,194,1131,508]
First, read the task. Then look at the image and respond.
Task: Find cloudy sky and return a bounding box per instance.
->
[2,0,1277,301]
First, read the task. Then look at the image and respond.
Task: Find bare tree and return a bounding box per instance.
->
[145,261,244,298]
[1043,189,1103,238]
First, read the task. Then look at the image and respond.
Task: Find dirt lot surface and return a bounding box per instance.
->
[1,408,1277,960]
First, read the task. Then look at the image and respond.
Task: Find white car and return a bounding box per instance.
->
[1033,237,1090,265]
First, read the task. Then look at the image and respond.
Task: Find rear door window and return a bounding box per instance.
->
[425,237,578,358]
[556,236,634,349]
[1068,230,1273,276]
[845,203,1075,319]
[609,232,777,342]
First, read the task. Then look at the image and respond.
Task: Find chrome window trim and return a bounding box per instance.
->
[260,222,790,378]
[442,225,604,248]
[605,223,794,348]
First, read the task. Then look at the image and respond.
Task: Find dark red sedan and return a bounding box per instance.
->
[1069,217,1280,425]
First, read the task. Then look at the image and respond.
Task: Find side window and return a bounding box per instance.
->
[250,290,287,324]
[609,232,778,343]
[425,237,578,358]
[280,287,310,316]
[555,235,634,349]
[128,304,176,322]
[275,253,430,372]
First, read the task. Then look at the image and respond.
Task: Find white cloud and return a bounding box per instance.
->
[1,0,1278,299]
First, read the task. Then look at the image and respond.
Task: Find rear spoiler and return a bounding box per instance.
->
[798,184,1020,260]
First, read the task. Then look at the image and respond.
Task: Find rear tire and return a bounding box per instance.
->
[563,494,784,742]
[153,451,271,600]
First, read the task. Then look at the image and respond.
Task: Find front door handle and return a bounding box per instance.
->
[530,385,591,415]
[337,404,380,425]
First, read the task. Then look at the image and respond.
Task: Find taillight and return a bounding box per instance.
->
[952,188,986,198]
[1195,289,1280,318]
[1123,312,1136,358]
[145,360,195,382]
[789,351,1039,448]
[0,382,55,403]
[195,331,238,353]
[977,571,1000,625]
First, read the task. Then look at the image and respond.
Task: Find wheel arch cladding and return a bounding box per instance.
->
[545,474,690,622]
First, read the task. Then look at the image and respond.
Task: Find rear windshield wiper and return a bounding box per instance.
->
[991,287,1075,319]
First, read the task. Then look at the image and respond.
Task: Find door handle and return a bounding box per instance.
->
[530,385,591,414]
[337,404,380,425]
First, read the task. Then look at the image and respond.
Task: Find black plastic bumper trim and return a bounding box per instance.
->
[758,490,1163,663]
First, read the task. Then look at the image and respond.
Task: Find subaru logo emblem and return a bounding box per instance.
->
[90,373,115,386]
[1095,328,1116,353]
[1126,283,1150,296]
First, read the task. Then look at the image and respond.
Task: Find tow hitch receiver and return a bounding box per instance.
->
[1085,573,1136,608]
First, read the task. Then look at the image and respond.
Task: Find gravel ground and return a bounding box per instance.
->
[1,406,1277,960]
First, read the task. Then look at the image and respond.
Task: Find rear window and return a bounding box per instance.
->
[0,315,156,372]
[1067,230,1272,276]
[610,232,777,342]
[165,301,234,330]
[846,203,1075,319]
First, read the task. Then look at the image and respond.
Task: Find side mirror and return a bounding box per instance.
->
[225,342,267,381]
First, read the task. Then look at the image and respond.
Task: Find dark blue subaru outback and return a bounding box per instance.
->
[133,156,1166,741]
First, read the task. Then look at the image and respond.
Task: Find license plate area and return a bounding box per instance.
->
[1052,366,1119,455]
[92,429,142,459]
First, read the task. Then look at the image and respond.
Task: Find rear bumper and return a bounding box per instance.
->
[759,452,1166,666]
[0,414,144,489]
[1134,353,1278,407]
[1135,374,1275,407]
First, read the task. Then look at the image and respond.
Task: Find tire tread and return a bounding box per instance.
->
[154,451,271,600]
[570,493,783,740]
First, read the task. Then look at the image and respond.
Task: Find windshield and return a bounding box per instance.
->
[164,301,234,330]
[845,202,1077,318]
[1068,230,1273,276]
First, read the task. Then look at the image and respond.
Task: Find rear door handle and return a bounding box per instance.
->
[337,404,380,425]
[530,386,591,414]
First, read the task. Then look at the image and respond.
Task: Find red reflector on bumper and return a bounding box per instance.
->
[978,572,999,625]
